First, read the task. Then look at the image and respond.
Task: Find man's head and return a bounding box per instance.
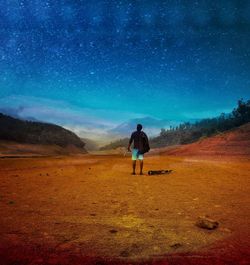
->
[137,124,142,131]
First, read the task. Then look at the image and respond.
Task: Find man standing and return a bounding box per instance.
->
[127,124,149,175]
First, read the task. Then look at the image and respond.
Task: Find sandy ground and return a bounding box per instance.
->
[0,153,250,264]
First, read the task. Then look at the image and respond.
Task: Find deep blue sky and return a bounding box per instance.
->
[0,0,250,140]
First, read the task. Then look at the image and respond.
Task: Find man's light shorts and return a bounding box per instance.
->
[132,148,144,161]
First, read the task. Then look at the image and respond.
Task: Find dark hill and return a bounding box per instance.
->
[0,113,86,151]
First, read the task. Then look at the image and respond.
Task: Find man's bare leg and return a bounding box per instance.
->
[132,160,136,175]
[139,160,143,175]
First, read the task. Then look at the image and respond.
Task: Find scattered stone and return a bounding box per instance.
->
[170,243,182,249]
[46,173,49,176]
[153,246,160,251]
[196,216,219,230]
[109,229,118,234]
[90,213,96,216]
[221,228,231,233]
[89,167,91,170]
[8,201,15,205]
[120,249,130,257]
[57,242,77,251]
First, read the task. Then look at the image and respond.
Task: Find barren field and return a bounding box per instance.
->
[0,153,249,264]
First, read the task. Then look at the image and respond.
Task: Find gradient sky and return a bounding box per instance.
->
[0,0,250,140]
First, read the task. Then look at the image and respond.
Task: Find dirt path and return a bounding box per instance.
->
[0,154,249,264]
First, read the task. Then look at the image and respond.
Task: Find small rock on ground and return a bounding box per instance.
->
[196,216,219,230]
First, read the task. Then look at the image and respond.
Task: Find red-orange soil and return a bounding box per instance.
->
[0,153,249,265]
[162,123,250,157]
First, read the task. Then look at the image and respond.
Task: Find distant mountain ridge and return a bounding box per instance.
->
[0,113,86,152]
[108,116,177,137]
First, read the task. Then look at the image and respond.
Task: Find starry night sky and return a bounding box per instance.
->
[0,0,250,140]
